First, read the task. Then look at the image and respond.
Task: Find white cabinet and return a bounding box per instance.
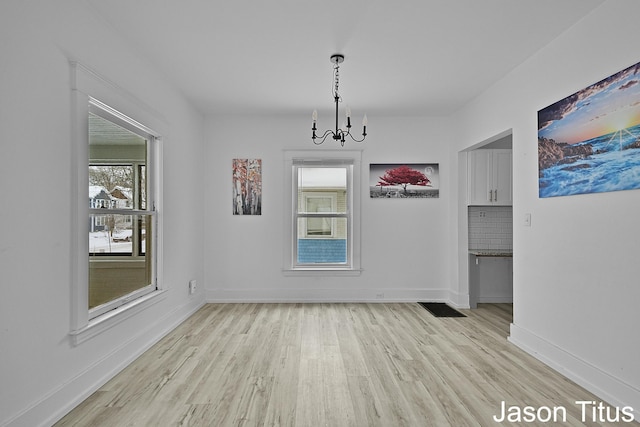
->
[467,149,512,205]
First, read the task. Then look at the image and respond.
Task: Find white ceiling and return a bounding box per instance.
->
[86,0,603,117]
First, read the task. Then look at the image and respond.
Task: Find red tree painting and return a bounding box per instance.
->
[378,165,430,195]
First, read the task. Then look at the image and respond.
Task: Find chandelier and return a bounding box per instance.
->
[312,54,367,146]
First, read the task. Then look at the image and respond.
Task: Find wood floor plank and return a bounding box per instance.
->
[55,303,639,426]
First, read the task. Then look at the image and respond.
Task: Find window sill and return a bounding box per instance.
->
[70,289,166,346]
[282,268,363,277]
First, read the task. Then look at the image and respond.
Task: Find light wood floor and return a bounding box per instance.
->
[56,303,637,426]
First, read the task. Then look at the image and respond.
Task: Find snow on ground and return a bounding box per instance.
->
[90,230,133,253]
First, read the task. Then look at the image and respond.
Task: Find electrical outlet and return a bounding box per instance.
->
[479,211,486,218]
[376,293,385,299]
[189,280,197,294]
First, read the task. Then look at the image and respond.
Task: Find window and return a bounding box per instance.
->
[87,101,158,318]
[284,151,362,273]
[70,62,164,344]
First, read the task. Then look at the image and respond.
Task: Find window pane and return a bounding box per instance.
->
[297,217,347,264]
[89,213,154,309]
[298,168,347,214]
[88,108,153,313]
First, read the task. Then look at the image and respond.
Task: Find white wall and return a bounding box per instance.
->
[204,114,454,303]
[450,0,640,416]
[0,2,205,426]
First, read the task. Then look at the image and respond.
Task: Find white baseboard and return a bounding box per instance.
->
[447,290,470,309]
[4,299,205,427]
[509,323,640,422]
[477,295,513,303]
[206,287,450,303]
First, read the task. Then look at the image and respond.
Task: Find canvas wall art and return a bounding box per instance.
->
[538,60,640,198]
[369,163,439,198]
[232,158,262,215]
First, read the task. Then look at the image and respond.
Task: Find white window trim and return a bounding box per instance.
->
[283,149,362,275]
[70,62,165,345]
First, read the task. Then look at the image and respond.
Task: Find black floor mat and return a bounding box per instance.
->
[418,302,466,317]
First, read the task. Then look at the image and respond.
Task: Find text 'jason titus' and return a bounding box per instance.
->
[493,400,635,424]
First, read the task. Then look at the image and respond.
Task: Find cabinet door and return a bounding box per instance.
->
[492,149,512,205]
[467,150,492,205]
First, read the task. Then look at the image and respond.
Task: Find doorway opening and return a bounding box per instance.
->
[458,130,513,309]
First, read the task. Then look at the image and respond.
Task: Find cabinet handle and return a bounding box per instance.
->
[489,189,493,202]
[494,189,497,202]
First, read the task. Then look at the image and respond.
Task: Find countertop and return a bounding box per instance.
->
[469,250,513,257]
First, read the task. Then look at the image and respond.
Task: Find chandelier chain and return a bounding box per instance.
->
[333,63,341,100]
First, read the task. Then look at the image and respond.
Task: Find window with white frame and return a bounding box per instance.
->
[284,151,361,273]
[70,62,164,345]
[87,100,158,318]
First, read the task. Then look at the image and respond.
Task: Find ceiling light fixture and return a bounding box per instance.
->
[312,54,367,146]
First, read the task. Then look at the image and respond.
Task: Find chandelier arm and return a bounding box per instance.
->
[312,129,335,145]
[348,132,366,143]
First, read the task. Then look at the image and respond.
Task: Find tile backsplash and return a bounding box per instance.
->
[468,206,513,251]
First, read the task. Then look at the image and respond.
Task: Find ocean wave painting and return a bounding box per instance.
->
[538,60,640,198]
